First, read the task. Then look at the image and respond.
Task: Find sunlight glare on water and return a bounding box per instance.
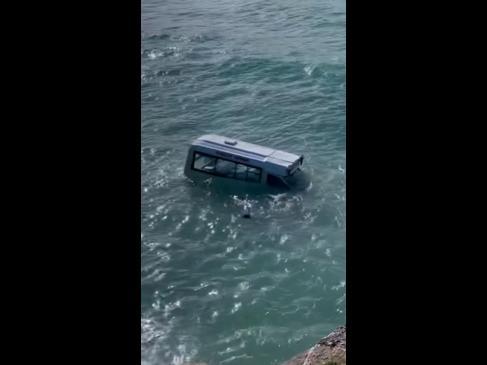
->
[142,0,345,364]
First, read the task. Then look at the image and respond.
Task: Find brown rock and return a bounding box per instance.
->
[281,326,346,365]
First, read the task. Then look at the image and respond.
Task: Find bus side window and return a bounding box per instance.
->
[247,167,261,182]
[236,164,247,180]
[193,152,216,172]
[215,158,236,178]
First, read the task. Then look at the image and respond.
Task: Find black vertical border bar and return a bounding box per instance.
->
[133,1,142,362]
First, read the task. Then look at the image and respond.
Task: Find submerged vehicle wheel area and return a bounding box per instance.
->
[184,135,306,191]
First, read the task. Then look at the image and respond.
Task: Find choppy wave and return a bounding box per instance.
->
[142,0,345,364]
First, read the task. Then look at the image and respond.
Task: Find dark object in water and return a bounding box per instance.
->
[242,203,251,218]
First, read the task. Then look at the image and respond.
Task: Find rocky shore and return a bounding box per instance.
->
[281,326,346,365]
[183,326,346,365]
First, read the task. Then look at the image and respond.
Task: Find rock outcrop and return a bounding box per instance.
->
[182,326,345,365]
[281,326,346,365]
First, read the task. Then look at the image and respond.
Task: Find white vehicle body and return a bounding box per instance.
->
[184,135,304,188]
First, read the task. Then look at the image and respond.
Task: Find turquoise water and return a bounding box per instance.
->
[141,0,345,364]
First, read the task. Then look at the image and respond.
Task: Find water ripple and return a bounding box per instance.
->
[142,0,345,363]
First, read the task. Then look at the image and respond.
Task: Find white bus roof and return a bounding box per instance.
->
[191,134,304,177]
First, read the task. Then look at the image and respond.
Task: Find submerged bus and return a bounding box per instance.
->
[184,135,304,189]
